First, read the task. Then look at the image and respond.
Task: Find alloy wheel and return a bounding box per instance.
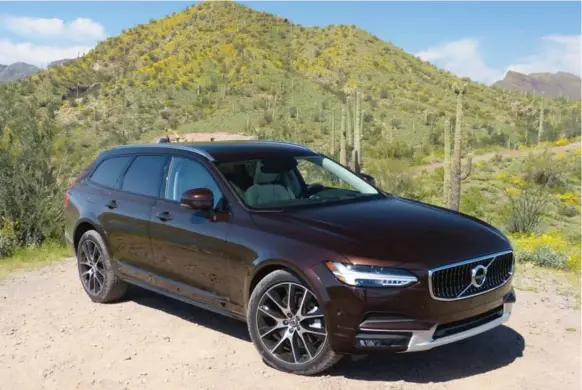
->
[78,240,106,295]
[256,282,327,365]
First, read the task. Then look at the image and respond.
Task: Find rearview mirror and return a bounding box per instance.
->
[180,188,214,210]
[359,173,376,186]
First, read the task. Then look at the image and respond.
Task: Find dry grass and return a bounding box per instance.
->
[0,242,70,279]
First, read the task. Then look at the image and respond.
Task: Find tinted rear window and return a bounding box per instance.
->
[121,155,167,197]
[90,156,132,188]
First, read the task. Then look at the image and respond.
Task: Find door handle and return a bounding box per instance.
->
[155,211,172,222]
[106,200,117,209]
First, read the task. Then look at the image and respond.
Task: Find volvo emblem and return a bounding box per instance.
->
[471,265,487,288]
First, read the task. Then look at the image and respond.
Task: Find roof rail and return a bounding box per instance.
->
[109,143,215,161]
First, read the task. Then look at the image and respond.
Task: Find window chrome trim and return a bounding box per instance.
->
[428,250,514,302]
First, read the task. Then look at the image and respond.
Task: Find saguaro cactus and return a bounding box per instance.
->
[443,118,452,207]
[346,95,353,148]
[538,98,544,144]
[354,91,360,150]
[450,82,468,211]
[340,105,347,165]
[330,111,336,156]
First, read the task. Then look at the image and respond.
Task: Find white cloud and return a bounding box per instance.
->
[507,35,581,76]
[415,38,503,84]
[1,15,106,43]
[415,34,582,84]
[0,39,93,67]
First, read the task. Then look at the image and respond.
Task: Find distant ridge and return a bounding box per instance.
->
[492,71,581,100]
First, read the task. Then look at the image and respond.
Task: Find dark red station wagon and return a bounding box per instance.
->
[64,140,516,375]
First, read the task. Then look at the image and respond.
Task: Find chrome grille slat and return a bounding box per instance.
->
[428,251,514,302]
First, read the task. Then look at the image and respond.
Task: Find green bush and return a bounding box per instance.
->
[460,186,487,219]
[515,245,569,269]
[0,220,17,258]
[558,203,579,218]
[367,159,415,197]
[0,91,69,248]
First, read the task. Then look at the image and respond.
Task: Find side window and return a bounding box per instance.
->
[164,156,223,208]
[90,156,132,188]
[120,155,168,197]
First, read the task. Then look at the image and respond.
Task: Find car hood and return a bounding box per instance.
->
[250,196,511,270]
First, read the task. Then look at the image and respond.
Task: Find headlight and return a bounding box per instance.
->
[324,261,418,288]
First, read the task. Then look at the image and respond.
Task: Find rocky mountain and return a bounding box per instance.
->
[493,71,581,100]
[0,62,41,83]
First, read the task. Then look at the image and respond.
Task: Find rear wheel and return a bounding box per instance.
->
[76,230,126,303]
[247,270,342,375]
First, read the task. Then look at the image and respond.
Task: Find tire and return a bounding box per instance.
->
[247,270,342,375]
[76,230,126,303]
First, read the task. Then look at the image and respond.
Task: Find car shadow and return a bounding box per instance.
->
[329,325,525,383]
[124,285,251,342]
[124,286,524,383]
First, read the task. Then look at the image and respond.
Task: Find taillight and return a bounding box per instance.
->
[64,191,71,208]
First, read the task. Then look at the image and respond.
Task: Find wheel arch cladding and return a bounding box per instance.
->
[73,221,97,254]
[247,263,302,303]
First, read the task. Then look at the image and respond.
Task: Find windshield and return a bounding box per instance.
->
[215,155,381,209]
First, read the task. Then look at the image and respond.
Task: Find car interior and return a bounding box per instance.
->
[218,158,304,206]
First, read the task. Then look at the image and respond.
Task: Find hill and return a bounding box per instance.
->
[0,1,579,268]
[493,71,581,100]
[48,59,74,69]
[0,62,41,83]
[3,1,581,169]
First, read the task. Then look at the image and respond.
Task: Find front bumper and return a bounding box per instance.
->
[404,301,512,352]
[305,263,516,354]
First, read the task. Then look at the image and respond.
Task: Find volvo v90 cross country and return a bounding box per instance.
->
[64,140,516,375]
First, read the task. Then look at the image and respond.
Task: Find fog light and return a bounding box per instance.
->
[355,332,411,348]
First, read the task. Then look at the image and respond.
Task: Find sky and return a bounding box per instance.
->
[0,1,580,84]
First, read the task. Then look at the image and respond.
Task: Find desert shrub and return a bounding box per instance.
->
[558,203,579,217]
[0,219,17,258]
[509,232,579,270]
[369,140,414,160]
[568,253,581,272]
[523,151,565,189]
[460,186,487,219]
[0,92,69,248]
[506,185,550,234]
[556,192,580,206]
[554,137,570,146]
[515,245,569,269]
[367,159,415,196]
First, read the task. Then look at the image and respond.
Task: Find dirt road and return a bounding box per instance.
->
[0,259,579,390]
[415,141,581,172]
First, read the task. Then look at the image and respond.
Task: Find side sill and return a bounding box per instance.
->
[122,276,246,323]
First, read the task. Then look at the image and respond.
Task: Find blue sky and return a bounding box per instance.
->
[0,1,580,84]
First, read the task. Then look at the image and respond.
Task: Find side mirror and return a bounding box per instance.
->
[180,188,214,210]
[359,173,376,186]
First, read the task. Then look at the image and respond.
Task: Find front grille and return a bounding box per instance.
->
[429,251,514,301]
[433,305,504,339]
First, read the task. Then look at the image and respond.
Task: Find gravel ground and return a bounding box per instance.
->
[0,258,579,390]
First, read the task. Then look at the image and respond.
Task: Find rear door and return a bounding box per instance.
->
[101,154,169,275]
[85,155,133,257]
[149,155,232,303]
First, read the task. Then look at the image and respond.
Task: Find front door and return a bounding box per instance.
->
[149,155,232,304]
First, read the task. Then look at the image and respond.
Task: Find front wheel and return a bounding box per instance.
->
[247,270,342,375]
